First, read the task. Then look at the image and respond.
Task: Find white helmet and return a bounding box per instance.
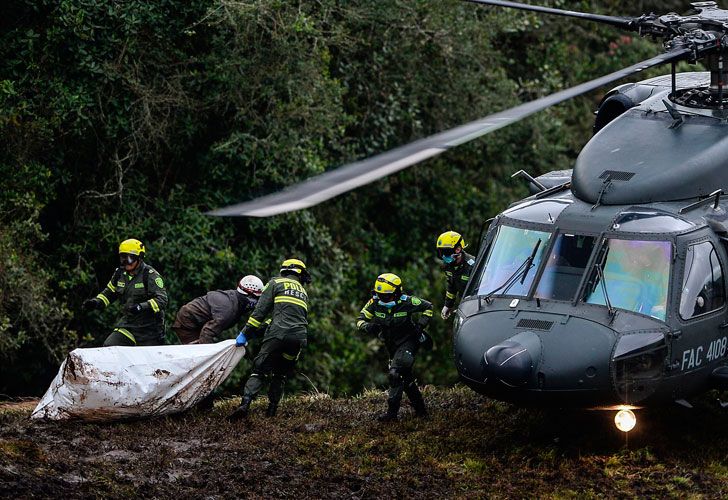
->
[237,275,264,297]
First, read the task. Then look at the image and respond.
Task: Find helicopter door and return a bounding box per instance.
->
[672,240,727,379]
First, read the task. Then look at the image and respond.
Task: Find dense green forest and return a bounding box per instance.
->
[0,0,691,396]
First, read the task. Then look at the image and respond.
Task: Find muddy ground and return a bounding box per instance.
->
[1,386,728,498]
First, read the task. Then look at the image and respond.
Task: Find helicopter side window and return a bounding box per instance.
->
[680,242,725,320]
[585,239,671,321]
[475,225,552,298]
[535,234,596,301]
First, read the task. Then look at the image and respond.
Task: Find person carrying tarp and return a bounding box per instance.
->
[436,231,475,320]
[357,273,433,421]
[172,275,265,344]
[83,239,168,346]
[228,258,311,420]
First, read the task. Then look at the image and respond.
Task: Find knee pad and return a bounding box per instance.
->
[388,368,403,386]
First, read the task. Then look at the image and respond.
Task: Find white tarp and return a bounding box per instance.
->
[31,340,244,421]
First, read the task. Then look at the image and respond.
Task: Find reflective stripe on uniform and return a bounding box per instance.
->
[446,292,455,299]
[106,282,116,292]
[361,308,373,319]
[114,328,136,344]
[247,317,262,328]
[282,351,299,361]
[274,296,308,310]
[97,294,110,307]
[461,275,470,281]
[357,320,366,328]
[423,310,433,317]
[274,277,298,284]
[149,298,160,313]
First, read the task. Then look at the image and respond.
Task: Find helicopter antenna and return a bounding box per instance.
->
[209,48,688,217]
[463,0,637,30]
[511,170,546,192]
[662,99,685,129]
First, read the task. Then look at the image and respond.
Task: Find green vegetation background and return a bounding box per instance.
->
[0,0,688,396]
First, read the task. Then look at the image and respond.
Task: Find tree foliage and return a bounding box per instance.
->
[0,0,687,395]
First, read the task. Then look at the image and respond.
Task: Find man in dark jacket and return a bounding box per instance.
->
[172,275,264,344]
[436,231,475,320]
[83,238,168,346]
[228,258,311,420]
[357,273,433,421]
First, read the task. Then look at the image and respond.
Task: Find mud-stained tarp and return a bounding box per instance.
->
[31,340,244,421]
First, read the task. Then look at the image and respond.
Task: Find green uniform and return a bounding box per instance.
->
[240,274,309,411]
[95,262,168,346]
[357,294,433,417]
[443,252,475,308]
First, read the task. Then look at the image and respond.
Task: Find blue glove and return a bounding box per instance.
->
[235,332,248,346]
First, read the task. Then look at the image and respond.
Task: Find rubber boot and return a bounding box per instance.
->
[377,398,400,422]
[227,395,253,421]
[266,375,284,418]
[406,384,428,418]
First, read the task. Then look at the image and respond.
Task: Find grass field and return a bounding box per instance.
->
[2,385,728,498]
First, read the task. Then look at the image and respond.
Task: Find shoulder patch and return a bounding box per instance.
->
[155,277,164,289]
[411,297,422,306]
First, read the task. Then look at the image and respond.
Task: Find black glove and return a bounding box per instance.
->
[364,323,382,336]
[83,298,102,311]
[416,325,434,351]
[124,303,143,315]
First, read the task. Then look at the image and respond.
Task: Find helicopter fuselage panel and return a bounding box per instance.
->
[453,186,728,409]
[573,73,728,206]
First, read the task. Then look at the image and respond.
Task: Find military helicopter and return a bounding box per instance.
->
[211,0,728,431]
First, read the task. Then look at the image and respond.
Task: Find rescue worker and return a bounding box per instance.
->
[437,231,475,320]
[172,275,265,344]
[83,239,168,346]
[228,258,311,420]
[357,273,433,421]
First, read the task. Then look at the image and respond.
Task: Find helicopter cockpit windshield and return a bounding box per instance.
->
[473,219,674,321]
[585,239,672,321]
[476,225,551,298]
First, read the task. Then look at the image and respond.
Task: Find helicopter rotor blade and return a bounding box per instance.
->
[464,0,636,30]
[209,48,690,217]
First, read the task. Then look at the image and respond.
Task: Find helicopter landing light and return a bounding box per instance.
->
[614,409,637,432]
[510,299,519,308]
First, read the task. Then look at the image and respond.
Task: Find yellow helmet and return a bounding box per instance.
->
[373,273,402,298]
[281,258,311,283]
[436,231,466,258]
[119,239,145,257]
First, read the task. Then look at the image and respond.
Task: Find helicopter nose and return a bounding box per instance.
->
[484,331,542,387]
